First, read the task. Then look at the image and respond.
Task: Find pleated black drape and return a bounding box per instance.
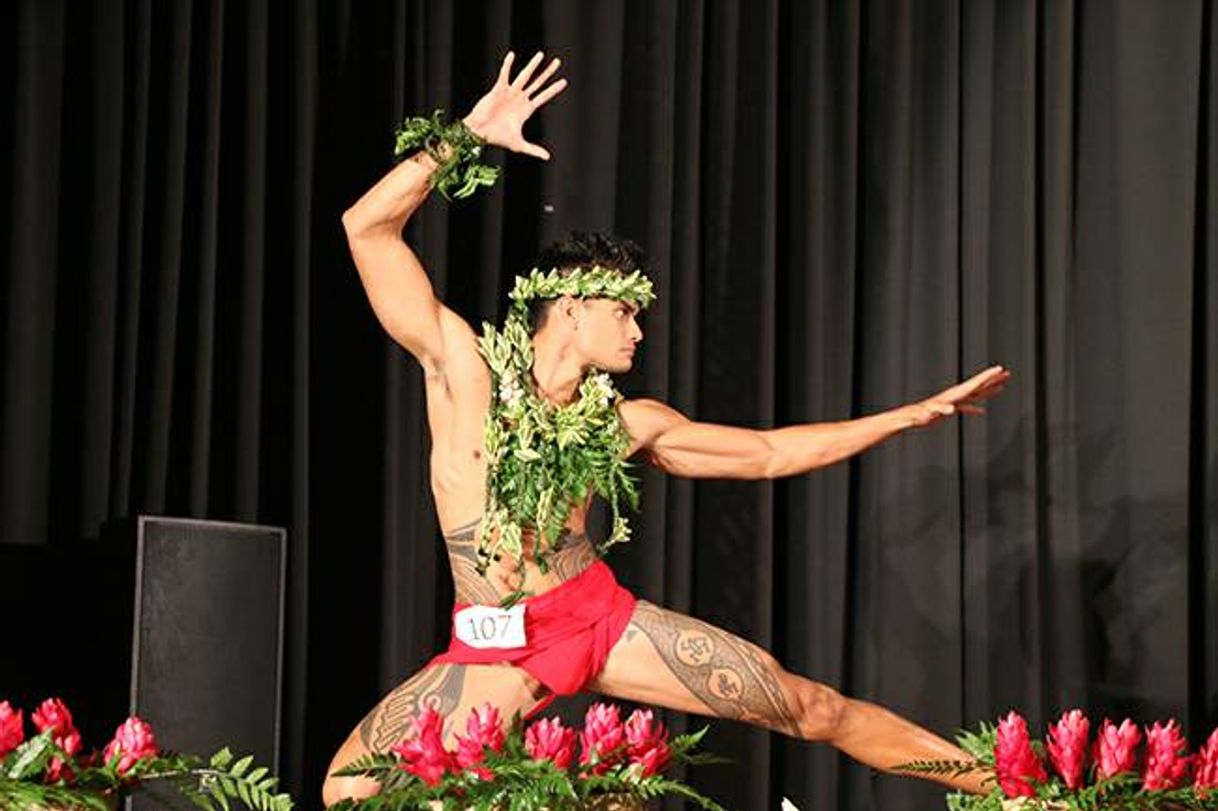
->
[2,2,1216,810]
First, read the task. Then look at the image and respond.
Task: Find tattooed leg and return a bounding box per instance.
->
[589,601,990,794]
[357,663,467,751]
[323,662,548,806]
[592,600,799,735]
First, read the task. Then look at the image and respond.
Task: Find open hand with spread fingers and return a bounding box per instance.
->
[463,51,567,160]
[902,364,1011,428]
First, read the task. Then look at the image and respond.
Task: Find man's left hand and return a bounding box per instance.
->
[902,365,1011,428]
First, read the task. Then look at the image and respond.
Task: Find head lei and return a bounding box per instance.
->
[476,266,657,577]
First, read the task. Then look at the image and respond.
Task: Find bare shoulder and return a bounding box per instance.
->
[616,398,690,455]
[430,306,491,396]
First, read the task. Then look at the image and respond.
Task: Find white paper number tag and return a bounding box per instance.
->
[454,604,528,649]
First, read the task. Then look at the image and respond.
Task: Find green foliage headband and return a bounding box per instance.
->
[507,266,657,319]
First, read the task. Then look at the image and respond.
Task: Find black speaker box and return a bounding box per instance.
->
[0,516,286,801]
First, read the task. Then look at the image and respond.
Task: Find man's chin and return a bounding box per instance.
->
[603,357,634,374]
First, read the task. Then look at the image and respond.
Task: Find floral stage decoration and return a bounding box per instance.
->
[331,702,730,811]
[899,709,1218,810]
[0,697,292,811]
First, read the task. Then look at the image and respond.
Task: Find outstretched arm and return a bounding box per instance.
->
[341,52,567,375]
[619,365,1010,479]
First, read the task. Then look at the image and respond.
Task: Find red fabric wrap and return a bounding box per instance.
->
[430,560,637,696]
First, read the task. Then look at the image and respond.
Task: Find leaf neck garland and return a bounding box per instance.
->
[476,266,657,573]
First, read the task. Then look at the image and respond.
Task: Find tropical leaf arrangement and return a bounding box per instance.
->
[393,109,500,200]
[897,709,1218,810]
[475,266,655,580]
[330,701,730,811]
[0,697,291,811]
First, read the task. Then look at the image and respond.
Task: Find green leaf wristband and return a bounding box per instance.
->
[393,108,501,200]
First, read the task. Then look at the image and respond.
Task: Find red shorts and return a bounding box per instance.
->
[430,560,637,697]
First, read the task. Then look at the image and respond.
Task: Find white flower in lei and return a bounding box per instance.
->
[476,266,656,582]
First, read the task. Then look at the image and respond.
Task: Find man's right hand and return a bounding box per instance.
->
[463,51,567,161]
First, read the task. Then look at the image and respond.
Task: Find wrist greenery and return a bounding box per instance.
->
[393,108,500,200]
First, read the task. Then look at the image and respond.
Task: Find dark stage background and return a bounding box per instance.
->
[2,1,1217,809]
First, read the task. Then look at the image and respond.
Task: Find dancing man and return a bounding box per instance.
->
[324,51,1008,805]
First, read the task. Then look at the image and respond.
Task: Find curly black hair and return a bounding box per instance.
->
[527,232,648,330]
[533,231,647,275]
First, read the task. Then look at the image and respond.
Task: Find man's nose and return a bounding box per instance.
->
[629,318,643,342]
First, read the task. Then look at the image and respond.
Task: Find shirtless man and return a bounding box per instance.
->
[323,52,1007,806]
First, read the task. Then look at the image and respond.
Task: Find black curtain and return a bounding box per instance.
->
[2,2,1216,810]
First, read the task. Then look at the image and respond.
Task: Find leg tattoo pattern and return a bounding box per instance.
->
[630,601,799,735]
[358,664,467,751]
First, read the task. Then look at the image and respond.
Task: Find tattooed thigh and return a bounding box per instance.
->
[357,664,467,752]
[629,601,799,735]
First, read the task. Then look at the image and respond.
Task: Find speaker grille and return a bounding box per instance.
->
[130,517,285,775]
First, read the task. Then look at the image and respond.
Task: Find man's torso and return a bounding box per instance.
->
[422,344,602,606]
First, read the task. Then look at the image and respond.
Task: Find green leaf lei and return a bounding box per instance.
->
[476,266,657,574]
[393,109,500,200]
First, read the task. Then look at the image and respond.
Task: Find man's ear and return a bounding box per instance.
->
[556,295,581,327]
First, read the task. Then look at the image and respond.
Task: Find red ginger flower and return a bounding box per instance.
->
[1195,727,1218,791]
[624,709,671,777]
[104,716,159,775]
[455,704,505,778]
[580,703,626,774]
[391,709,456,786]
[1142,719,1191,791]
[32,699,76,740]
[995,711,1047,798]
[1094,718,1141,779]
[525,717,577,770]
[0,702,23,758]
[33,698,83,783]
[1046,710,1089,789]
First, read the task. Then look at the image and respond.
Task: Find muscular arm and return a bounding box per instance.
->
[341,52,566,375]
[342,152,456,374]
[620,365,1009,480]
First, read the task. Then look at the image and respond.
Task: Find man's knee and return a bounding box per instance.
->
[789,679,848,742]
[322,773,381,808]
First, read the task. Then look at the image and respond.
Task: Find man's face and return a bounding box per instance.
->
[575,298,643,373]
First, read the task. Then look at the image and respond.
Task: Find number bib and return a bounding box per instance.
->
[454,604,528,649]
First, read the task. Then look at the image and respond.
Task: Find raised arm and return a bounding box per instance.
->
[619,365,1010,479]
[341,52,567,375]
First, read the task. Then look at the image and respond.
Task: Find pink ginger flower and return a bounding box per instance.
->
[31,699,76,740]
[33,698,82,783]
[633,744,671,777]
[1046,710,1090,789]
[44,729,82,783]
[624,709,671,777]
[1094,718,1141,779]
[995,711,1048,798]
[103,716,159,775]
[1143,720,1191,790]
[525,717,577,770]
[580,703,626,774]
[0,702,24,758]
[455,704,506,778]
[391,709,456,786]
[624,709,666,754]
[1195,727,1218,792]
